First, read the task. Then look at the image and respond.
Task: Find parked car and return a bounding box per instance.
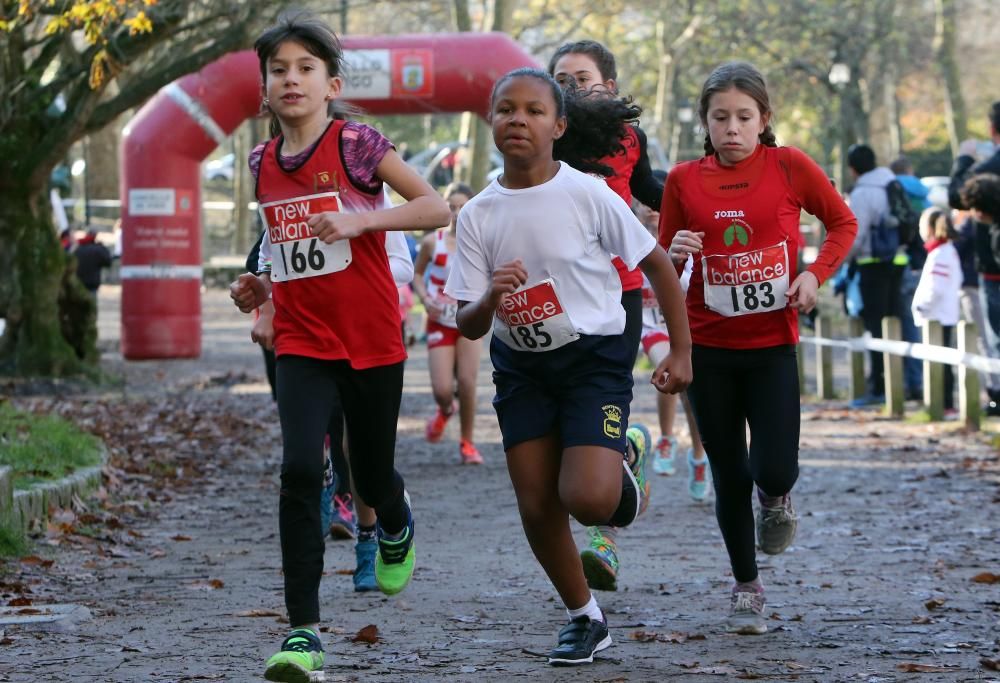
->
[203,153,235,182]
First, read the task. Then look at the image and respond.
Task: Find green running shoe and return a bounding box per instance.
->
[264,628,324,682]
[375,512,415,596]
[580,526,619,592]
[626,424,652,517]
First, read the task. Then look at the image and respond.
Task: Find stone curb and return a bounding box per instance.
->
[0,445,108,532]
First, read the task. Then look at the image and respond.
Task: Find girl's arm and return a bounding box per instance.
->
[309,150,450,243]
[411,233,435,303]
[455,260,528,340]
[638,245,692,395]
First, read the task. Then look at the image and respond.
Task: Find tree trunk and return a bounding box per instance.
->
[0,179,93,376]
[85,116,123,207]
[934,0,966,155]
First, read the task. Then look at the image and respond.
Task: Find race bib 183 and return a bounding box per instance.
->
[493,279,579,352]
[701,241,789,317]
[260,192,352,282]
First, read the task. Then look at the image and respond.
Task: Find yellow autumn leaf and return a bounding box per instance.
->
[124,10,152,35]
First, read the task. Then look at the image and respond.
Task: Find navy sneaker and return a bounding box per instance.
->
[329,493,357,540]
[548,616,612,665]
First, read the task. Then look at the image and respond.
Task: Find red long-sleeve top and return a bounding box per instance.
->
[658,145,856,349]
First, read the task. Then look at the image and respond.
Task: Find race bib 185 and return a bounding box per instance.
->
[701,241,789,317]
[493,279,579,352]
[260,192,352,282]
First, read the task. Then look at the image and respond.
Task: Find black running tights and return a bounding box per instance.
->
[275,355,407,626]
[687,344,800,584]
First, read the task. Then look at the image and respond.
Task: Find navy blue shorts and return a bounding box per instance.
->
[490,331,635,452]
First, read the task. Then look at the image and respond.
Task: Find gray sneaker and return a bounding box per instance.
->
[725,590,767,635]
[756,493,797,555]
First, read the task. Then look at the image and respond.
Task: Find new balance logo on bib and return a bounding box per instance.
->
[494,279,579,352]
[701,242,789,317]
[260,192,352,282]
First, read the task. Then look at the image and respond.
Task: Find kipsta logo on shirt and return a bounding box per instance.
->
[601,404,623,439]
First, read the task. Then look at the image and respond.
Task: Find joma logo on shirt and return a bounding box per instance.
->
[714,210,745,219]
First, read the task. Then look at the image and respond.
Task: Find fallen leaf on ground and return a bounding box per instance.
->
[982,658,1000,671]
[971,572,999,584]
[170,535,192,542]
[352,624,379,644]
[18,556,54,568]
[924,597,945,610]
[629,630,704,643]
[186,579,224,591]
[897,663,959,673]
[234,609,283,618]
[333,568,354,575]
[7,597,31,607]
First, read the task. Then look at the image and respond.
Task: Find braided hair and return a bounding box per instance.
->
[698,61,777,157]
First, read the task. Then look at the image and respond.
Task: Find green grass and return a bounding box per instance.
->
[0,524,28,557]
[0,403,102,490]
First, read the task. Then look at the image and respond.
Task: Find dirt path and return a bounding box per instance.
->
[1,286,998,682]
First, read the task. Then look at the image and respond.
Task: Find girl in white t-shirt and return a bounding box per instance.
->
[912,207,963,412]
[445,67,692,667]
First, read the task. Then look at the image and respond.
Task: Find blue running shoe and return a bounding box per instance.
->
[687,449,711,502]
[319,451,336,539]
[354,538,378,592]
[653,435,679,476]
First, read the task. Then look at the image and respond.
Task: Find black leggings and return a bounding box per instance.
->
[621,288,643,368]
[276,355,407,626]
[687,344,800,583]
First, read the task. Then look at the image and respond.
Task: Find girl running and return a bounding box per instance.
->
[660,61,856,635]
[412,182,484,464]
[229,12,449,682]
[445,68,692,666]
[548,39,666,593]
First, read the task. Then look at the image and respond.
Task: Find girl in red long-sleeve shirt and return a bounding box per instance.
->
[659,61,856,635]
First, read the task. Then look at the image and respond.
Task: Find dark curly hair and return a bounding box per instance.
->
[698,61,777,156]
[961,173,1000,222]
[553,86,642,177]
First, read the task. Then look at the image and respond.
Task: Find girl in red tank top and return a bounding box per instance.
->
[548,39,670,595]
[228,13,449,682]
[659,62,856,636]
[412,182,484,463]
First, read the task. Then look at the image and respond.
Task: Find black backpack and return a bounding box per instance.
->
[871,179,921,261]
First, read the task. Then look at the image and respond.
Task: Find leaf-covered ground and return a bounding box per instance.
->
[1,287,998,682]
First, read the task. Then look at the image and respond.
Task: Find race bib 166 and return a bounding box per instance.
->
[260,192,352,282]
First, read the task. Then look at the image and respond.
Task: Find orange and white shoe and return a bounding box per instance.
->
[459,439,483,465]
[425,402,456,443]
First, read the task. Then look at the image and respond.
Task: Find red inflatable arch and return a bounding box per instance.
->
[119,33,537,359]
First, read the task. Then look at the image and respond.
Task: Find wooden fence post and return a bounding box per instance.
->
[848,317,865,400]
[959,321,981,431]
[883,317,905,418]
[922,320,944,421]
[815,316,835,399]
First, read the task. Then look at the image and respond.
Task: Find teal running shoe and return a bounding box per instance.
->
[687,449,711,502]
[653,435,679,476]
[626,424,652,517]
[353,538,378,592]
[580,526,619,592]
[264,628,324,682]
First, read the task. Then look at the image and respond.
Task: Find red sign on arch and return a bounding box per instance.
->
[391,49,433,98]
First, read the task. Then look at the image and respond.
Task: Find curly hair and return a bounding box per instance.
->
[698,61,777,156]
[553,86,642,177]
[961,173,1000,222]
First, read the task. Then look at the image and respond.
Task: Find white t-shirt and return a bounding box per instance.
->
[444,163,656,337]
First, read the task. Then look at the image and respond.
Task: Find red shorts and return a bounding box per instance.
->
[641,330,670,356]
[426,320,461,349]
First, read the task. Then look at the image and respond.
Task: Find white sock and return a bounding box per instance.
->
[566,595,603,623]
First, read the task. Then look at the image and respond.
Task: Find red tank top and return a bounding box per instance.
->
[601,126,643,292]
[257,120,406,369]
[678,147,802,348]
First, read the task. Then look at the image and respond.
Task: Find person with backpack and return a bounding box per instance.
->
[846,144,920,406]
[891,155,930,401]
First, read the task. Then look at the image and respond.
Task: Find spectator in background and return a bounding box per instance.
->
[891,155,930,400]
[846,144,904,406]
[911,208,962,413]
[948,101,1000,210]
[961,173,1000,416]
[74,229,112,296]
